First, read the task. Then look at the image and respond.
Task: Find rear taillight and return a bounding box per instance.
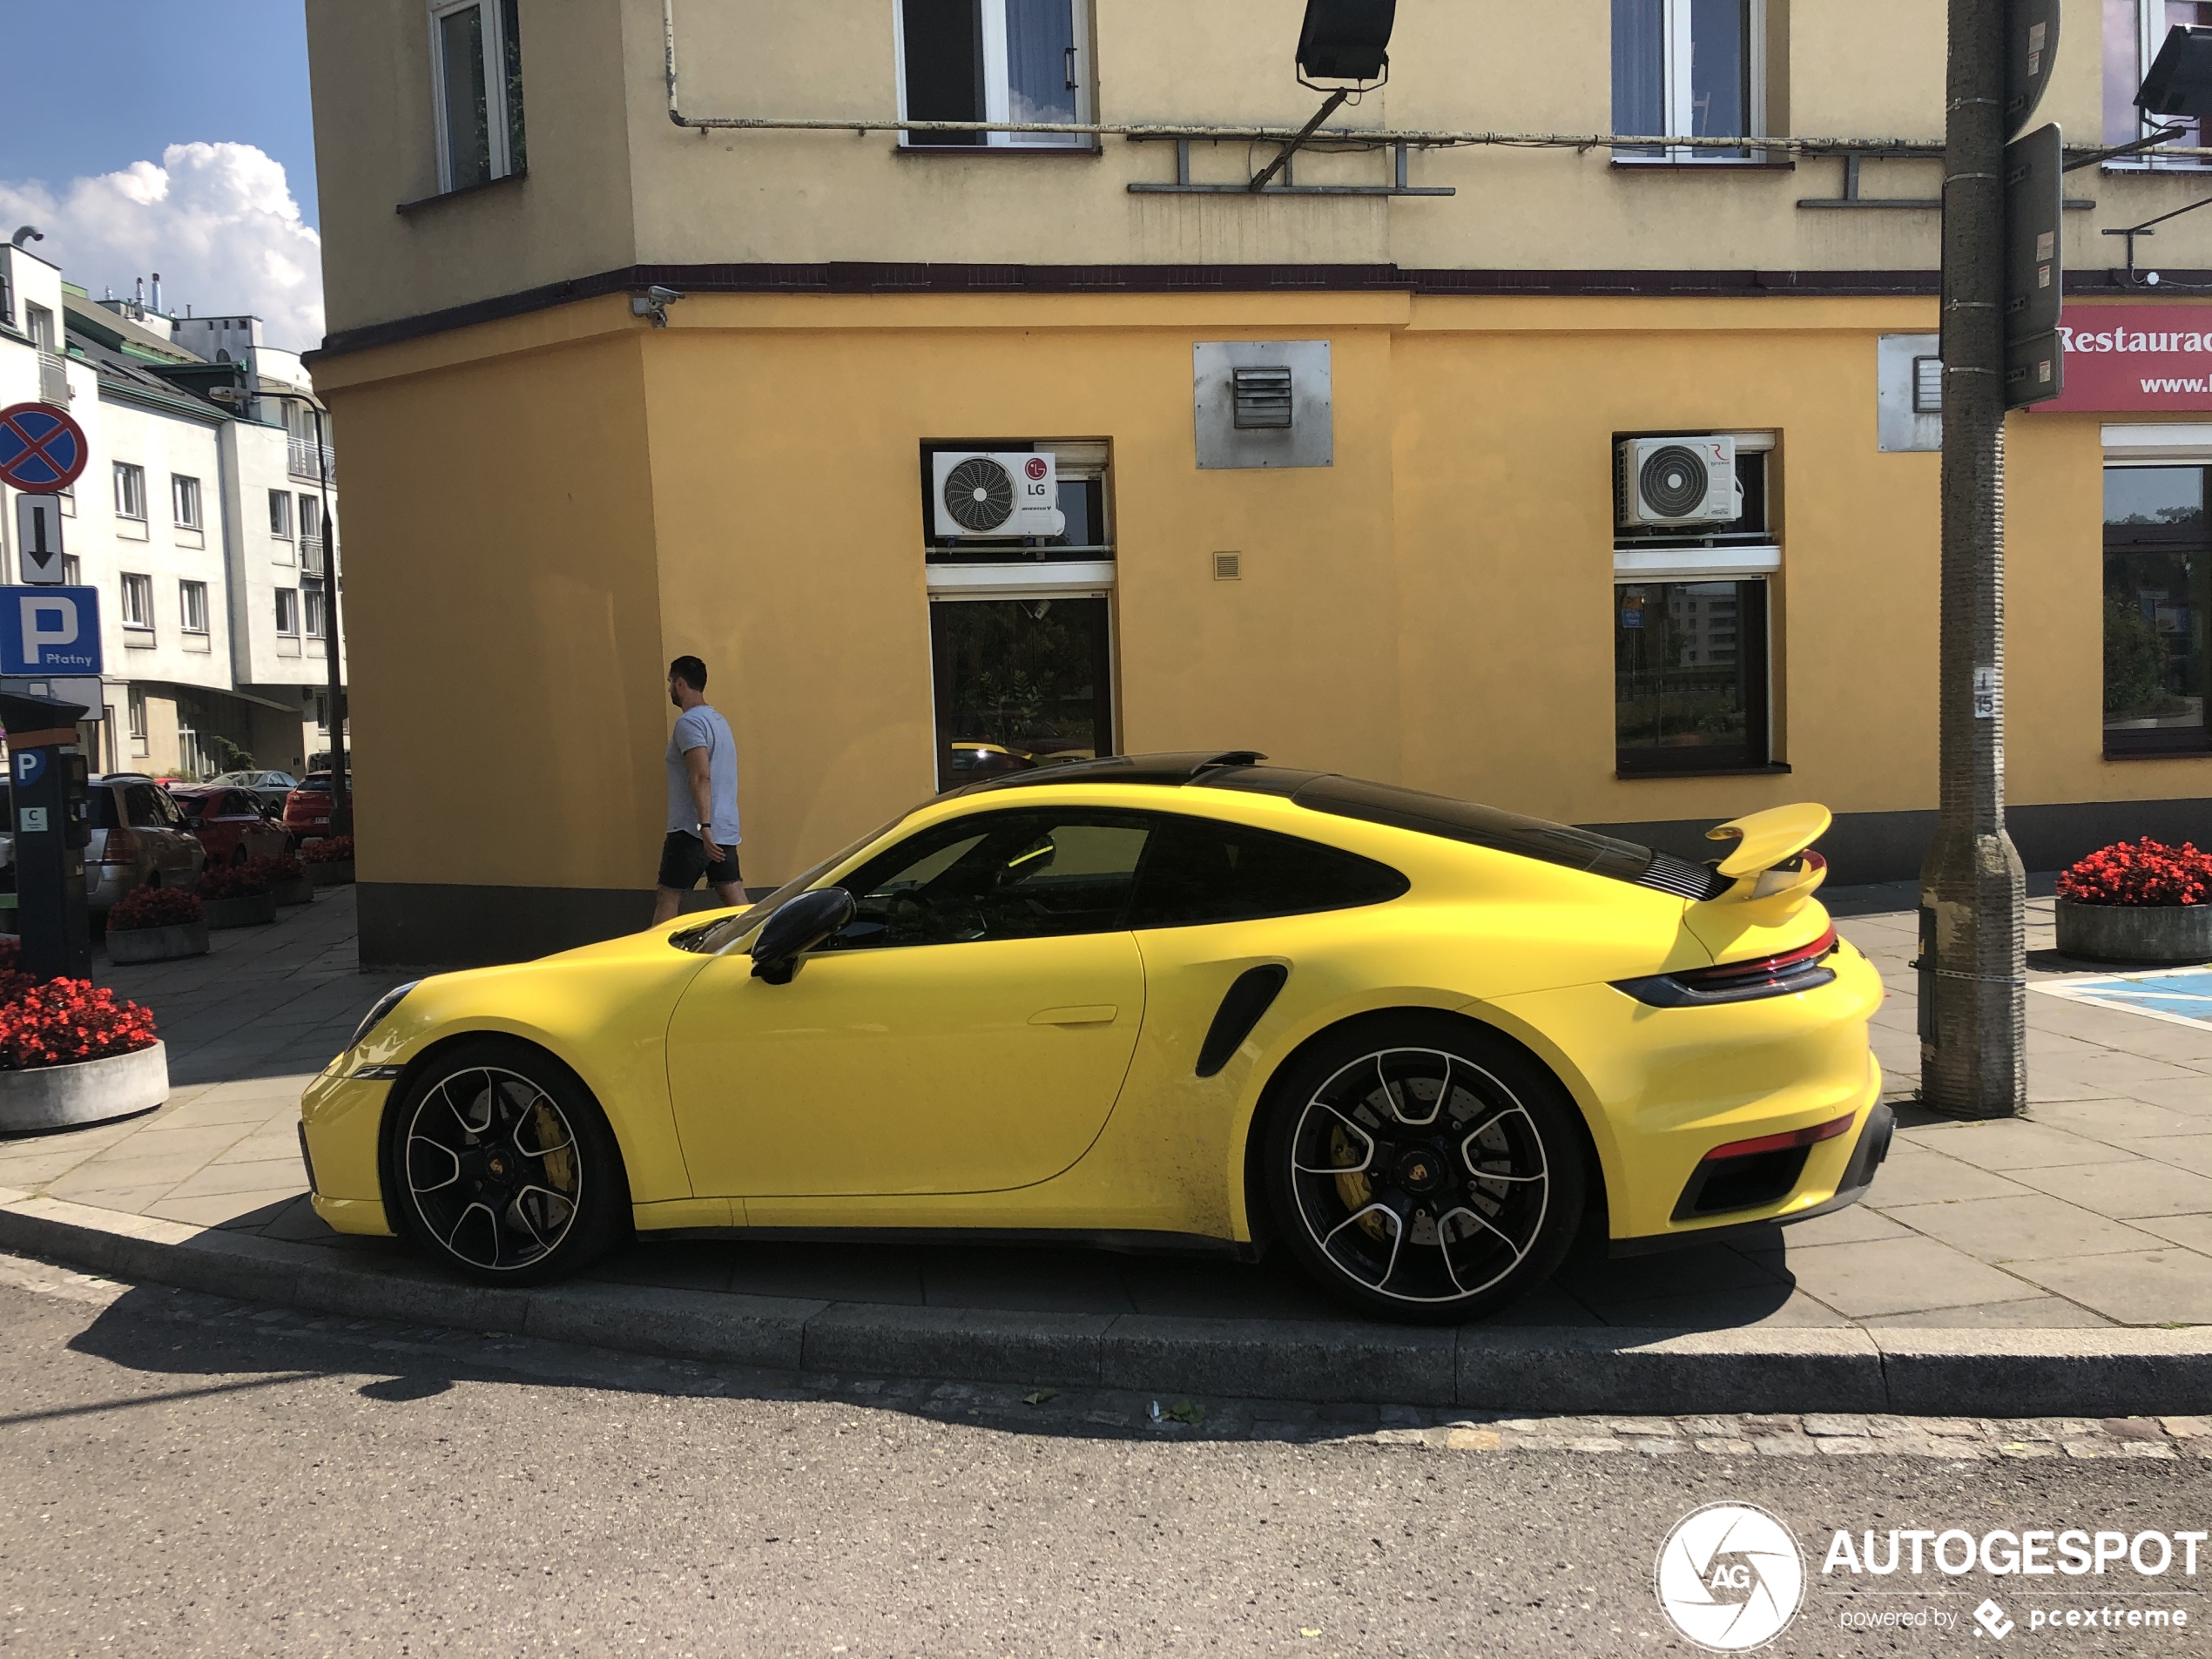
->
[1613,926,1841,1007]
[99,827,140,864]
[1704,1110,1857,1163]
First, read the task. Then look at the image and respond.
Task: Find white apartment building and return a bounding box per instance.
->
[0,238,346,779]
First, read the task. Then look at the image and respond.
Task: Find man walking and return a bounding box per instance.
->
[652,656,744,925]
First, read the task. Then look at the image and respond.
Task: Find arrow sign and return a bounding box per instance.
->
[15,493,65,586]
[0,402,88,493]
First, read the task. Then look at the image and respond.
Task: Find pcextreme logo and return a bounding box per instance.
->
[1655,1502,1807,1652]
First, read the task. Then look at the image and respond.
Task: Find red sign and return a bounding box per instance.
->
[0,402,88,492]
[1024,456,1049,481]
[2037,307,2212,413]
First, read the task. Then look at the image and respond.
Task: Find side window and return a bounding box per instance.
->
[125,785,166,828]
[827,810,1150,948]
[1127,814,1408,930]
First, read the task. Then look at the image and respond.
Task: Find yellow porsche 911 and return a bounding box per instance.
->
[300,752,1890,1324]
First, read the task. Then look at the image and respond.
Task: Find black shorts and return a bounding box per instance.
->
[658,832,742,892]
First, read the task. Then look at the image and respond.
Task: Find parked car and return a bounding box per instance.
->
[171,786,292,867]
[86,773,205,914]
[283,772,353,842]
[208,769,298,813]
[305,753,1888,1318]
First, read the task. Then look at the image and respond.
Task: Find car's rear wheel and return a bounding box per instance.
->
[385,1039,630,1285]
[1262,1015,1586,1325]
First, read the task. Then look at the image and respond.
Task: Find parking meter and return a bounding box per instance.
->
[3,689,91,980]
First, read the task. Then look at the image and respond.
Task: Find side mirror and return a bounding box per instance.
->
[749,887,856,984]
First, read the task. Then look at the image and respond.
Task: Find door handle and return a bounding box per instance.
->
[1030,1004,1117,1026]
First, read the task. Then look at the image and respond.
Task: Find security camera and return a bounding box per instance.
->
[631,286,685,327]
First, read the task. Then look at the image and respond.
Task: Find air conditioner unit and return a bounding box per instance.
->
[1615,435,1742,528]
[931,451,1068,539]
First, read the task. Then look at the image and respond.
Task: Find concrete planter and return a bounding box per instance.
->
[2055,897,2212,965]
[270,876,315,907]
[203,891,278,930]
[0,1040,167,1133]
[105,921,210,963]
[307,860,354,887]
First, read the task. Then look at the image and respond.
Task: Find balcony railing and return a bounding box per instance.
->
[287,434,335,482]
[37,350,69,406]
[300,536,326,576]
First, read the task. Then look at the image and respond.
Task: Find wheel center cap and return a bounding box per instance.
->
[1394,1147,1447,1195]
[486,1153,509,1180]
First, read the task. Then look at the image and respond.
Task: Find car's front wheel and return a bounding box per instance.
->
[1262,1016,1587,1324]
[384,1040,630,1285]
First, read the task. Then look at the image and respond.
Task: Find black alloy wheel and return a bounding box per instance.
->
[1263,1017,1586,1324]
[386,1040,630,1285]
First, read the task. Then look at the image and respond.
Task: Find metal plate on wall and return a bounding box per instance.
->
[1877,334,1943,453]
[1194,341,1332,469]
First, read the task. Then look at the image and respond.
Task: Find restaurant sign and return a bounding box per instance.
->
[2037,307,2212,413]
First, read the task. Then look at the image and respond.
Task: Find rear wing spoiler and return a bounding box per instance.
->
[1693,802,1834,932]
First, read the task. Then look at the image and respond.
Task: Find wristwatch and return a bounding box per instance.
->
[697,822,712,834]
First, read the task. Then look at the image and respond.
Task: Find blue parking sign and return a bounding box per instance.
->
[0,587,102,676]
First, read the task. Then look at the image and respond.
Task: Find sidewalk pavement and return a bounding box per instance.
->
[0,880,2207,1334]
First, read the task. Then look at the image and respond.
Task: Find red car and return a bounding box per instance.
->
[171,786,292,867]
[282,772,352,842]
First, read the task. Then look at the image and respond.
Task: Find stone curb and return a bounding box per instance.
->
[3,1187,2208,1413]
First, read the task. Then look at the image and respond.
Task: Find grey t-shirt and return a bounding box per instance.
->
[666,704,741,843]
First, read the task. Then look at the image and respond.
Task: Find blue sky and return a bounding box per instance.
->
[0,0,319,227]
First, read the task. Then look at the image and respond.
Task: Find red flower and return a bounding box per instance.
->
[243,853,304,884]
[107,885,205,931]
[2057,838,2212,907]
[299,835,354,866]
[0,976,157,1069]
[197,863,272,900]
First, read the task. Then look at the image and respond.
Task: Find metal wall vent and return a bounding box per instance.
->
[1213,550,1243,580]
[1912,355,1945,415]
[1231,367,1295,429]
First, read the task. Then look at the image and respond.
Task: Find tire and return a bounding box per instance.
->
[1261,1015,1587,1325]
[383,1038,631,1285]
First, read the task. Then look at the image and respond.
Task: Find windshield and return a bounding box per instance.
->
[669,808,919,955]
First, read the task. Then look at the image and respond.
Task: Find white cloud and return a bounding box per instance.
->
[0,143,323,351]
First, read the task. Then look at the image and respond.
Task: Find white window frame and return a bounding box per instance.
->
[59,554,80,586]
[113,462,145,522]
[172,473,202,529]
[428,0,522,192]
[269,489,293,539]
[275,588,300,637]
[894,0,1095,149]
[120,573,154,632]
[304,584,327,639]
[179,580,209,635]
[2111,1,2212,170]
[1616,0,1768,165]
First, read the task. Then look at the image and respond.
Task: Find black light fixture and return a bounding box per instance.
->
[1296,0,1396,90]
[2138,24,2212,118]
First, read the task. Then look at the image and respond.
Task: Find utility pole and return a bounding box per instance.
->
[1919,0,2027,1117]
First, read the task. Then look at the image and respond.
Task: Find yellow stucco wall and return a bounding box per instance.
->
[329,321,670,890]
[316,290,2212,897]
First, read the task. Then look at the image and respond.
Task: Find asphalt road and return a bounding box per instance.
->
[1,1253,2206,1658]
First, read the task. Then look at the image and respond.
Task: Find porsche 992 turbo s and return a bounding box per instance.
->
[301,753,1888,1323]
